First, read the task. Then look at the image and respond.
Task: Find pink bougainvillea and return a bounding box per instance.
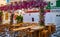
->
[0,1,47,11]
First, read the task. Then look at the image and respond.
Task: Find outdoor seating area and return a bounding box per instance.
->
[0,23,56,37]
[0,0,58,37]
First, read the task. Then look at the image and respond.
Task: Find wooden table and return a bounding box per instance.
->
[45,24,56,34]
[12,26,44,32]
[11,24,21,26]
[12,26,44,37]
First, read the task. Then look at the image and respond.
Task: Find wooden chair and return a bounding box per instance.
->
[33,30,40,37]
[0,28,5,37]
[45,25,52,34]
[27,28,35,37]
[41,29,51,37]
[17,28,35,37]
[9,26,18,37]
[0,29,5,33]
[51,25,56,34]
[45,24,56,34]
[38,27,45,37]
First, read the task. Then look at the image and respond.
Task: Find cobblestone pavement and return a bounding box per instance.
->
[0,26,60,37]
[51,26,60,37]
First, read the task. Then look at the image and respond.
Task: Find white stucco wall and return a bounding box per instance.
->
[45,12,60,27]
[0,0,7,6]
[23,13,39,23]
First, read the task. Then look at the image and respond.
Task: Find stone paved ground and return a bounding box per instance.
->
[51,26,60,37]
[0,26,60,37]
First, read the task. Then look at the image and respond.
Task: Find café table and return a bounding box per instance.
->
[12,26,44,31]
[31,26,44,37]
[12,26,44,37]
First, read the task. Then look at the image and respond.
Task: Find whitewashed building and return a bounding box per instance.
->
[14,8,40,23]
[23,12,39,23]
[45,0,60,26]
[23,8,39,23]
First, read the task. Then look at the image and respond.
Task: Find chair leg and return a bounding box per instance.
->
[41,29,51,37]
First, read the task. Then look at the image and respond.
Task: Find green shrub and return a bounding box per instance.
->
[16,15,23,23]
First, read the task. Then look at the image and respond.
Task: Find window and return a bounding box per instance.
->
[51,3,53,5]
[32,18,34,22]
[56,15,60,17]
[56,15,58,16]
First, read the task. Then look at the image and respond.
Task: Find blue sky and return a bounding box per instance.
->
[6,0,10,3]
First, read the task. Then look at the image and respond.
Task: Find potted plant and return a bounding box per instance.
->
[16,15,23,23]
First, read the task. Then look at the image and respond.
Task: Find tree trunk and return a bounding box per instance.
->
[39,3,45,26]
[39,8,45,26]
[10,14,14,25]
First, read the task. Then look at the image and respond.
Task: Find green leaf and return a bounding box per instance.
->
[16,15,23,23]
